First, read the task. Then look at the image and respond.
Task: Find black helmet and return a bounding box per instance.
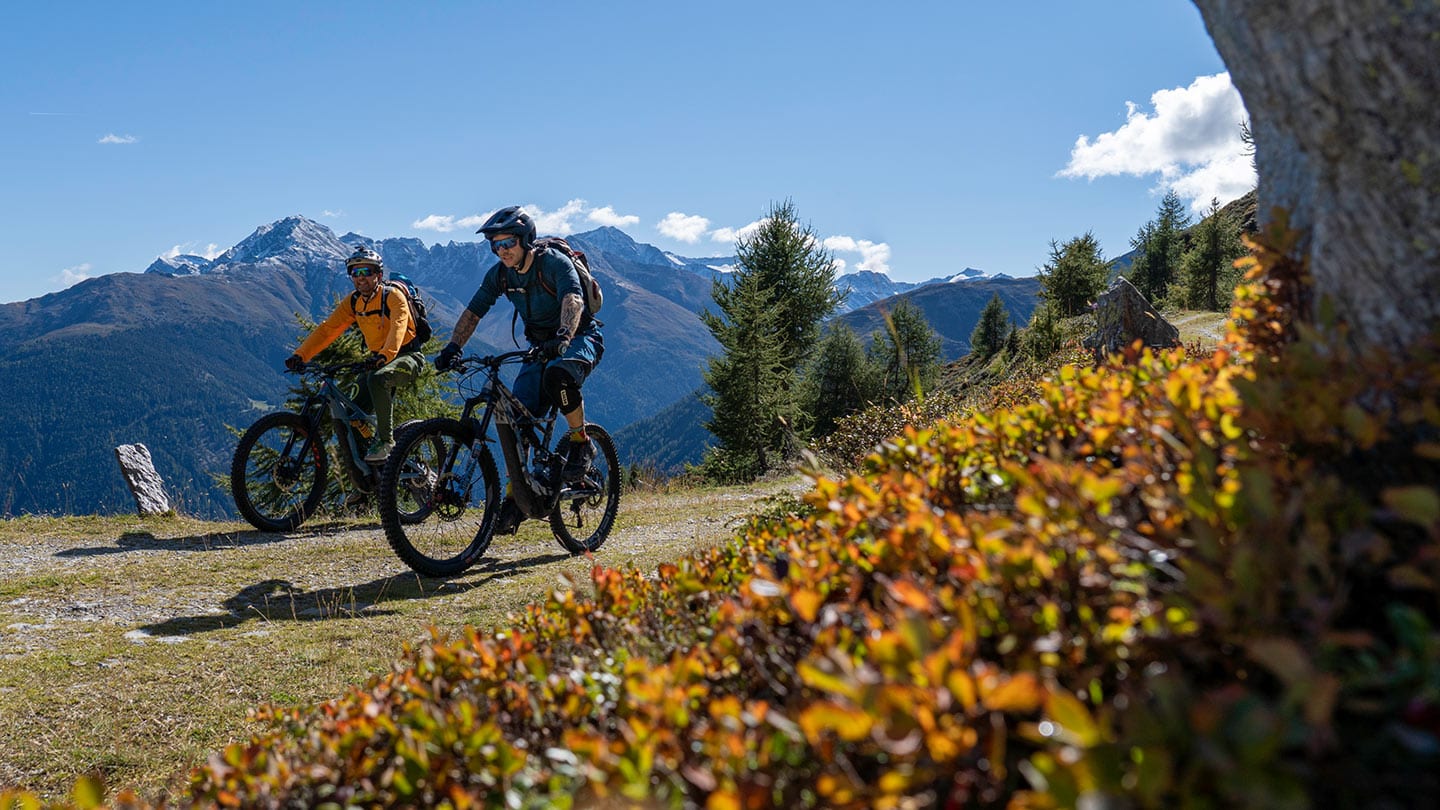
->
[476,205,537,249]
[345,246,385,274]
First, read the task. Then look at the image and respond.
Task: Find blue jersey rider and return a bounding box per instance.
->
[433,205,605,534]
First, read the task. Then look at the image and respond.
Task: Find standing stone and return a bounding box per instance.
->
[115,443,172,516]
[1083,276,1181,361]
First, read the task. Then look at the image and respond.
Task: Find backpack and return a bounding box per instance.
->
[532,236,603,317]
[351,273,433,354]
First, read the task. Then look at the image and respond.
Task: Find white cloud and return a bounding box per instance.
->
[98,133,138,144]
[525,199,587,235]
[415,199,620,236]
[412,214,485,232]
[57,263,93,286]
[823,235,892,275]
[321,209,344,218]
[162,242,223,260]
[1060,72,1255,211]
[710,219,764,245]
[658,212,711,244]
[587,205,640,227]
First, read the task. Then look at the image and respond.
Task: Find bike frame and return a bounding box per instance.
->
[449,350,571,519]
[292,365,378,494]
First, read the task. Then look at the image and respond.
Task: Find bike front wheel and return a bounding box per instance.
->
[550,423,621,555]
[231,412,329,532]
[378,418,500,577]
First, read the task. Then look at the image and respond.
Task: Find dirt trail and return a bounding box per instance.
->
[0,479,806,798]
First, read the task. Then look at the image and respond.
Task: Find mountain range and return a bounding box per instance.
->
[1,216,1035,517]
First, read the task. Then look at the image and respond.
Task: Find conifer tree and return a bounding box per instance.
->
[1174,197,1246,311]
[1022,302,1064,362]
[721,199,845,372]
[1037,232,1110,317]
[700,264,794,481]
[1127,189,1191,304]
[969,292,1012,359]
[868,299,942,405]
[801,323,873,438]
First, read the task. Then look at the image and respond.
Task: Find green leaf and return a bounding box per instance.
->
[1382,485,1440,526]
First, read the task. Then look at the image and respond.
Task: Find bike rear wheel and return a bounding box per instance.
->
[378,418,500,577]
[549,423,621,555]
[231,412,328,532]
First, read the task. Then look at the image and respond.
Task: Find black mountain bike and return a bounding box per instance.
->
[376,349,620,577]
[230,361,430,532]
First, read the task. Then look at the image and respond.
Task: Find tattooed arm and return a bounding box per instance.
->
[558,292,584,338]
[449,309,480,346]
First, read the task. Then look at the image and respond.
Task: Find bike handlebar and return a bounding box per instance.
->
[450,347,541,373]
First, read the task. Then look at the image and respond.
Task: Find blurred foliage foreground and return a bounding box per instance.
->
[14,219,1440,809]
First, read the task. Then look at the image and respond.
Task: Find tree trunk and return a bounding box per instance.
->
[1190,0,1440,351]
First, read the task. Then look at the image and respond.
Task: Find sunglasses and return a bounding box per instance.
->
[490,236,521,253]
[347,265,379,278]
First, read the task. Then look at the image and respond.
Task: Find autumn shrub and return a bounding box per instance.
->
[13,215,1437,809]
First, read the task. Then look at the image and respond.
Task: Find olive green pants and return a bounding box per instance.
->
[352,351,423,443]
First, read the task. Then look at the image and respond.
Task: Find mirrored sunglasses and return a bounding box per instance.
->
[490,236,520,253]
[347,265,379,278]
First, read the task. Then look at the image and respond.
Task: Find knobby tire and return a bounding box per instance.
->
[378,418,500,577]
[549,423,621,555]
[231,412,328,532]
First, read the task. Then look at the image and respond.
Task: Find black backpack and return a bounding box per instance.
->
[350,272,433,354]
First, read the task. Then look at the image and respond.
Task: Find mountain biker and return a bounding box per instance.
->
[433,205,605,534]
[284,246,424,465]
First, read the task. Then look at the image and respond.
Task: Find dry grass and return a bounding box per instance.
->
[0,478,803,802]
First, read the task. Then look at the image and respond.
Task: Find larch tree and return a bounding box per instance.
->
[725,200,845,373]
[1127,189,1193,305]
[969,292,1013,359]
[1037,232,1111,318]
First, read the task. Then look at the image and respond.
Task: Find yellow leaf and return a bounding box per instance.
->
[71,777,104,810]
[797,661,861,701]
[1043,690,1101,748]
[982,672,1043,713]
[706,789,741,810]
[799,701,874,743]
[790,588,823,622]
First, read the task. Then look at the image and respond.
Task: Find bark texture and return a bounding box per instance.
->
[1191,0,1440,350]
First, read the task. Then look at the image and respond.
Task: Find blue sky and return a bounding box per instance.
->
[0,1,1252,304]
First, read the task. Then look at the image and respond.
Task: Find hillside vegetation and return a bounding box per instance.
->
[4,221,1433,808]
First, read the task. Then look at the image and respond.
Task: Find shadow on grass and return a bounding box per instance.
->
[132,550,572,637]
[54,520,372,558]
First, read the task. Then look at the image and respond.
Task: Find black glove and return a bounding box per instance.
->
[540,336,571,360]
[366,352,387,370]
[284,354,305,373]
[435,341,462,371]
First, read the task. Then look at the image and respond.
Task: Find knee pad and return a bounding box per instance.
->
[542,365,583,415]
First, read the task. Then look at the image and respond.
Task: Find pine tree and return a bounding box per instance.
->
[1175,197,1246,311]
[868,299,942,405]
[801,324,873,438]
[969,292,1011,359]
[1127,189,1191,304]
[722,200,845,372]
[1022,302,1064,362]
[1037,232,1110,317]
[700,266,794,481]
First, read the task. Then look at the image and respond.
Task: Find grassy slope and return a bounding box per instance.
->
[0,480,800,801]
